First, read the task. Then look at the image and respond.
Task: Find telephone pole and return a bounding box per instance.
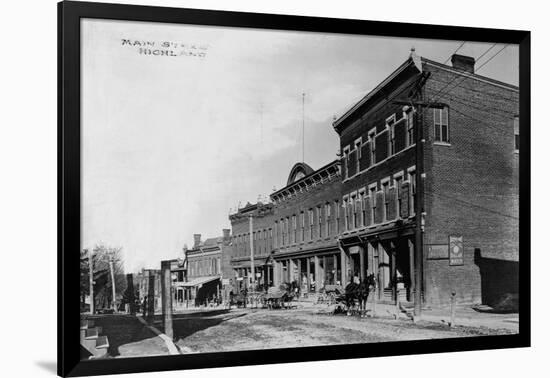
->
[302,92,305,163]
[109,254,117,311]
[414,105,425,321]
[249,214,255,291]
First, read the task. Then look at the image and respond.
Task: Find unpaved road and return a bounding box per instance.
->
[166,308,514,353]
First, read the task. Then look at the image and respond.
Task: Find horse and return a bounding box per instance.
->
[229,288,248,308]
[357,274,376,317]
[337,274,377,317]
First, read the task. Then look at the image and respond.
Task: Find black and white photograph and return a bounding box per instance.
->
[78,14,522,361]
[8,0,550,377]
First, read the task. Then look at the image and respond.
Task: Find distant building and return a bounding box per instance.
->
[229,202,275,291]
[135,269,162,313]
[333,52,519,306]
[177,231,231,305]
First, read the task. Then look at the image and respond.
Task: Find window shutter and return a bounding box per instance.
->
[388,186,397,220]
[375,192,384,224]
[364,197,372,227]
[400,182,409,218]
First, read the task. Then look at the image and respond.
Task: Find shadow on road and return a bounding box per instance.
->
[83,314,162,358]
[156,311,248,343]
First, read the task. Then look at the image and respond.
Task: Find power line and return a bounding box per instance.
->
[443,41,467,65]
[427,44,509,110]
[424,190,519,220]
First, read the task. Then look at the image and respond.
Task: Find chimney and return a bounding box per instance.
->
[193,234,201,248]
[222,229,231,244]
[451,54,475,74]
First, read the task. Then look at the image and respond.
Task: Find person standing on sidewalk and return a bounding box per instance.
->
[142,295,148,317]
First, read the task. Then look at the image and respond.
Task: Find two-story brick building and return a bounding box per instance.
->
[333,52,519,306]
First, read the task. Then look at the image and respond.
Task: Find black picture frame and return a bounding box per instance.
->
[58,1,531,376]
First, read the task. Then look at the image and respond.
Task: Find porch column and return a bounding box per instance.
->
[273,261,280,287]
[408,238,415,298]
[297,259,302,287]
[359,245,366,281]
[340,247,347,286]
[314,255,321,292]
[390,241,397,302]
[267,264,271,286]
[306,257,311,292]
[322,255,327,287]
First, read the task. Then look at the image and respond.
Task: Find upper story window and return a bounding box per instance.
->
[325,203,331,236]
[292,215,297,244]
[354,138,362,174]
[342,197,349,231]
[300,211,305,242]
[317,206,323,238]
[369,185,377,224]
[343,146,350,179]
[308,209,314,240]
[406,109,415,147]
[382,180,390,221]
[386,115,396,156]
[335,200,340,233]
[360,191,367,226]
[434,107,449,143]
[408,169,416,215]
[350,194,357,229]
[514,116,519,152]
[369,129,376,165]
[394,173,403,217]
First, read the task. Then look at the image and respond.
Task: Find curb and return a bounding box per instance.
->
[136,316,180,355]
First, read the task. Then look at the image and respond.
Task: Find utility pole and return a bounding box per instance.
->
[109,254,117,311]
[86,248,94,315]
[249,214,255,291]
[302,92,305,163]
[414,104,425,321]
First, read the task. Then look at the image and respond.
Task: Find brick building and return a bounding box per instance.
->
[270,161,343,293]
[229,202,275,291]
[179,231,231,305]
[333,52,519,306]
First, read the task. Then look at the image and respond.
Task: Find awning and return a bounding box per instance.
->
[177,276,220,288]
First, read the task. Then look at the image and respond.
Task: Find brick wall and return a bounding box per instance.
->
[421,61,519,305]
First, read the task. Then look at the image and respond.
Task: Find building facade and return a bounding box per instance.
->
[178,231,231,305]
[270,161,343,293]
[229,202,275,291]
[333,52,519,306]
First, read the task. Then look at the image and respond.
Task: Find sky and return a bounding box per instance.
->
[81,19,519,272]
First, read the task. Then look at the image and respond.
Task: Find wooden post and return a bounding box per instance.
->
[86,249,94,315]
[161,260,173,340]
[408,238,415,302]
[395,288,400,320]
[450,291,457,327]
[306,257,311,293]
[372,282,377,318]
[322,255,327,287]
[390,243,396,303]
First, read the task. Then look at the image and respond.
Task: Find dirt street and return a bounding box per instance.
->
[161,307,514,354]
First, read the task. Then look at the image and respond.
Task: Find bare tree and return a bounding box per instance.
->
[83,244,127,311]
